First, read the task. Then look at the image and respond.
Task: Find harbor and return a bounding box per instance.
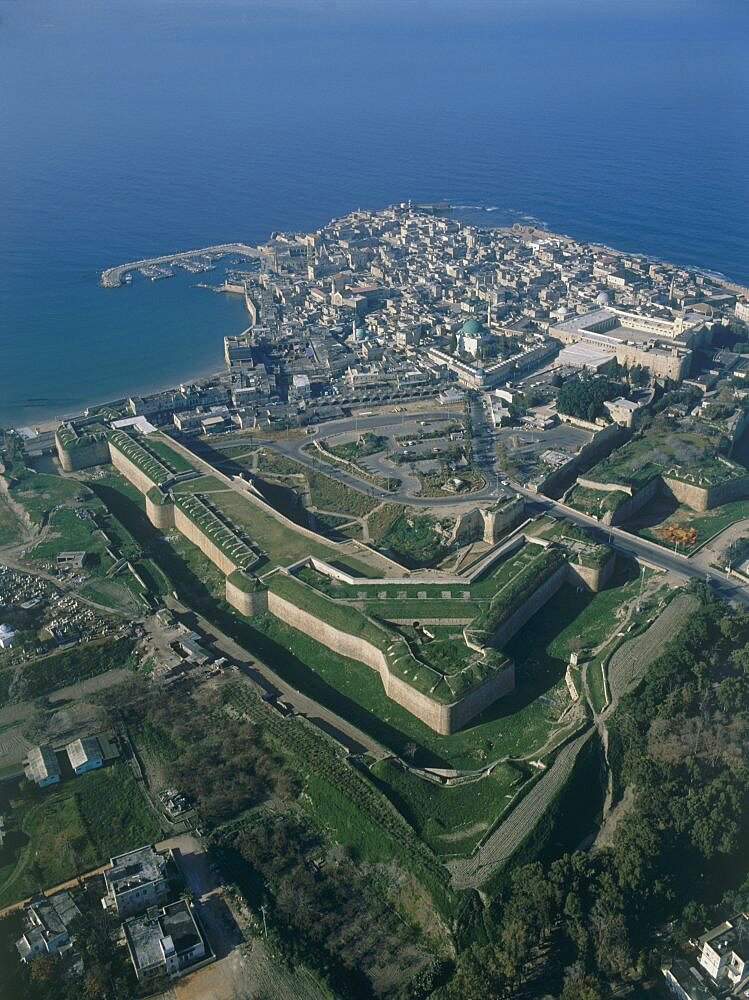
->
[100,242,262,288]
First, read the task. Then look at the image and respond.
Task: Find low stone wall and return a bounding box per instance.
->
[597,476,660,526]
[173,507,239,576]
[225,579,268,616]
[487,563,569,649]
[662,473,749,512]
[109,441,160,496]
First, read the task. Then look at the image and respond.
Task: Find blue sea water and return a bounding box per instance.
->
[1,0,747,427]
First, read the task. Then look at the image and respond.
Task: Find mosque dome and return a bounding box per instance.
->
[460,317,484,336]
[596,290,611,306]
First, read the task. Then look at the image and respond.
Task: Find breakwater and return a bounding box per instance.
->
[100,243,262,288]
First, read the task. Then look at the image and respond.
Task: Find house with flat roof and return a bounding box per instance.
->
[698,914,749,988]
[24,745,61,787]
[66,736,104,775]
[16,891,81,963]
[103,845,171,917]
[123,899,209,982]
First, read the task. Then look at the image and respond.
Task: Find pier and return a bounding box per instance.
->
[100,242,262,288]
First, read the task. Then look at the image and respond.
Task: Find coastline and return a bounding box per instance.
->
[7,361,226,434]
[6,209,748,435]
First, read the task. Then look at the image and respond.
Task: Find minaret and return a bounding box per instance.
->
[487,301,491,331]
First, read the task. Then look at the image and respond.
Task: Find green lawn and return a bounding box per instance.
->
[6,472,82,524]
[78,577,143,615]
[370,759,527,856]
[636,497,749,554]
[144,434,197,474]
[0,762,160,908]
[28,508,112,571]
[209,488,381,576]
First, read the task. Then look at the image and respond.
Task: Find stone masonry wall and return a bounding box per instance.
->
[225,579,268,616]
[109,442,160,496]
[482,497,526,544]
[56,437,110,473]
[598,475,661,526]
[488,563,569,649]
[267,589,516,735]
[145,494,175,530]
[173,507,239,576]
[567,553,616,592]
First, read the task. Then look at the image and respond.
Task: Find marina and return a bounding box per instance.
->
[100,242,262,288]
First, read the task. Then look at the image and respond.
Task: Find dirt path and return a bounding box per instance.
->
[447,729,593,890]
[165,597,390,759]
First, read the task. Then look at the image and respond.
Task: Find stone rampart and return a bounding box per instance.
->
[108,441,160,496]
[145,493,175,530]
[567,553,616,591]
[56,436,110,473]
[447,663,516,731]
[225,579,269,616]
[599,475,660,525]
[662,473,749,512]
[267,589,516,735]
[482,497,526,543]
[173,506,240,576]
[487,563,569,649]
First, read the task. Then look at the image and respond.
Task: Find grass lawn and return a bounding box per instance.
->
[144,434,198,474]
[78,577,143,615]
[635,497,749,553]
[307,468,379,517]
[370,759,526,856]
[28,508,112,571]
[0,762,160,908]
[209,488,380,576]
[377,513,449,569]
[0,495,23,546]
[7,472,82,524]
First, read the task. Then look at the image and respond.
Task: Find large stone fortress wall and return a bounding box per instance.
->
[55,424,615,734]
[109,441,160,496]
[548,306,707,381]
[267,588,516,735]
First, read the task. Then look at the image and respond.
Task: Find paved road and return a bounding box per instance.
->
[260,408,749,609]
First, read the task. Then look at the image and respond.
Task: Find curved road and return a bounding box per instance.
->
[256,408,749,610]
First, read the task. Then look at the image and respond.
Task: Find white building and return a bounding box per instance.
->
[124,900,208,982]
[697,915,749,987]
[66,736,104,775]
[24,745,61,787]
[0,623,16,649]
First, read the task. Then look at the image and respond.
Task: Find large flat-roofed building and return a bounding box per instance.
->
[549,306,708,381]
[123,900,208,982]
[103,845,171,917]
